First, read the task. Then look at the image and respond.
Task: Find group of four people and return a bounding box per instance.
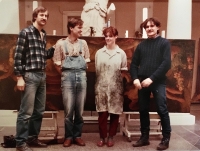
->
[14,6,171,151]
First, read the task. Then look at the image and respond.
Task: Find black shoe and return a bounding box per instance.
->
[26,138,47,148]
[16,143,33,151]
[157,137,170,150]
[132,135,150,147]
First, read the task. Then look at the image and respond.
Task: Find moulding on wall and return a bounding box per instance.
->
[62,10,115,36]
[63,11,81,35]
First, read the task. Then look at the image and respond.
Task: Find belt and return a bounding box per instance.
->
[25,69,45,72]
[62,68,84,71]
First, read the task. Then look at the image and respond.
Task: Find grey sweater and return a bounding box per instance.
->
[130,36,171,82]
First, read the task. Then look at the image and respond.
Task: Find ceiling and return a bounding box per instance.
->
[44,0,168,1]
[43,0,199,2]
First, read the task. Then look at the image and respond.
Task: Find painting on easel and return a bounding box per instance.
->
[0,34,195,113]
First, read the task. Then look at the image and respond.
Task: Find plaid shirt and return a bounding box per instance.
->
[14,25,54,76]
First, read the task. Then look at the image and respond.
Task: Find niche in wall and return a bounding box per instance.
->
[63,11,81,35]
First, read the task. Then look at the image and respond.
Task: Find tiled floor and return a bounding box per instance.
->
[0,104,200,151]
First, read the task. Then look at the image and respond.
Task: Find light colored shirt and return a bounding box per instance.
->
[53,37,90,66]
[95,45,127,114]
[95,45,128,72]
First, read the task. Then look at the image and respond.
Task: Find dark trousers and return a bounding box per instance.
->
[138,82,171,137]
[98,112,119,139]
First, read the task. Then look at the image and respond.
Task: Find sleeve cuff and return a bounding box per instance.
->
[121,67,128,70]
[85,58,91,63]
[54,61,62,66]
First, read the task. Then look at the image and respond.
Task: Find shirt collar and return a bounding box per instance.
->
[148,35,160,39]
[30,25,46,34]
[66,37,79,44]
[102,45,121,53]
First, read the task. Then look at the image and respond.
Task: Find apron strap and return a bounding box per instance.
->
[79,39,82,53]
[63,40,68,54]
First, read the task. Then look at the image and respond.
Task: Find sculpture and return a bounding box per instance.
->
[81,0,109,37]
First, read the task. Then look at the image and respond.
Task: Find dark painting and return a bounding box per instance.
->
[192,38,200,103]
[0,34,195,113]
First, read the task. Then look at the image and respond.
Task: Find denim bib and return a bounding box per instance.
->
[62,39,86,70]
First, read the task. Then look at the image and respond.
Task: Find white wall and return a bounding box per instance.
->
[0,0,20,34]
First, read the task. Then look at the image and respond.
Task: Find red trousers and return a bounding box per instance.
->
[98,111,119,139]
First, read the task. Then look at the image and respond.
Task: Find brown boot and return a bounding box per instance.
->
[157,133,170,150]
[157,137,170,150]
[16,143,33,151]
[26,138,47,148]
[133,132,150,147]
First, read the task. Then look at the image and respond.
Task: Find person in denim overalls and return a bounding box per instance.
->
[53,18,90,147]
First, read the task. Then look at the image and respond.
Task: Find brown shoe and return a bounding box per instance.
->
[132,133,150,147]
[26,138,47,148]
[97,138,105,147]
[16,143,33,151]
[107,136,114,147]
[157,137,170,150]
[74,138,85,146]
[63,139,72,147]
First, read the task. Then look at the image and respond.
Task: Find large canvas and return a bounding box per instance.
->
[0,34,195,113]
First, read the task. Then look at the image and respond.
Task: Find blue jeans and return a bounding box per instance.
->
[61,70,87,139]
[138,82,171,137]
[15,72,46,146]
